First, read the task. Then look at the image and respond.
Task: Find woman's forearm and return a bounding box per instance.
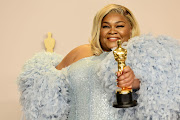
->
[132,78,140,90]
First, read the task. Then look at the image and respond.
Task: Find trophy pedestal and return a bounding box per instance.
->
[113,91,137,108]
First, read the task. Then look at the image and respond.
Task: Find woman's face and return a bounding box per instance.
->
[100,12,132,51]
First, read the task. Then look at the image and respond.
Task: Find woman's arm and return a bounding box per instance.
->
[55,47,77,70]
[132,78,140,90]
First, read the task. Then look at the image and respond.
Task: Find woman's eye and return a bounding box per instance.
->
[102,25,110,28]
[117,25,124,28]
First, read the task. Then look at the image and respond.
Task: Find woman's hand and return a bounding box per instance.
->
[116,66,140,89]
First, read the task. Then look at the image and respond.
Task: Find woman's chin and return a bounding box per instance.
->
[109,44,117,49]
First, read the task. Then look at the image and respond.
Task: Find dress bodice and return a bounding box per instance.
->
[67,53,116,120]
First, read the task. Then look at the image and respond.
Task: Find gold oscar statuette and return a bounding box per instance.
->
[113,39,137,108]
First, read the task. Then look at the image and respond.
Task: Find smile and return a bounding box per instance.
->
[107,37,120,42]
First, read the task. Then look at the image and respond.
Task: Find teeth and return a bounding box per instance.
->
[109,38,118,39]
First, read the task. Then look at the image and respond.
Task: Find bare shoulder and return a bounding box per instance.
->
[74,44,93,57]
[56,44,93,70]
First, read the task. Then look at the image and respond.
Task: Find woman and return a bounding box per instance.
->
[56,4,140,90]
[56,4,140,119]
[18,4,180,120]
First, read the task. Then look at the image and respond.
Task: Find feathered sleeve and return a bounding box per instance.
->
[98,34,180,119]
[17,52,70,120]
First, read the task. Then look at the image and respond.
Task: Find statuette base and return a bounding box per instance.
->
[113,91,137,108]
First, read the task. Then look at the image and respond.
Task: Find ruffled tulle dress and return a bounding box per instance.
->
[18,34,180,120]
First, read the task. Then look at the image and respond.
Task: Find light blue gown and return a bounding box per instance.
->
[18,34,180,120]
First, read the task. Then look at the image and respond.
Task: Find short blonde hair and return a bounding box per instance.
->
[90,4,140,56]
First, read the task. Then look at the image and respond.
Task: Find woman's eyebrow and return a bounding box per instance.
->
[102,22,110,24]
[102,21,125,24]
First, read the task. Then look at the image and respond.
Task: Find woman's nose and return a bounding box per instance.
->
[108,27,117,34]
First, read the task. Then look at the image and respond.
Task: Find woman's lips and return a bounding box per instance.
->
[107,37,120,42]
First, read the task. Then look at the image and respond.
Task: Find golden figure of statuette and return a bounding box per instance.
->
[113,39,137,108]
[113,40,131,94]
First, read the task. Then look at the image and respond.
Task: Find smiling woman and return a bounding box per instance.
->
[56,4,140,92]
[18,4,180,120]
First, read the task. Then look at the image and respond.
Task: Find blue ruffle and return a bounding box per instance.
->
[98,34,180,119]
[18,52,70,120]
